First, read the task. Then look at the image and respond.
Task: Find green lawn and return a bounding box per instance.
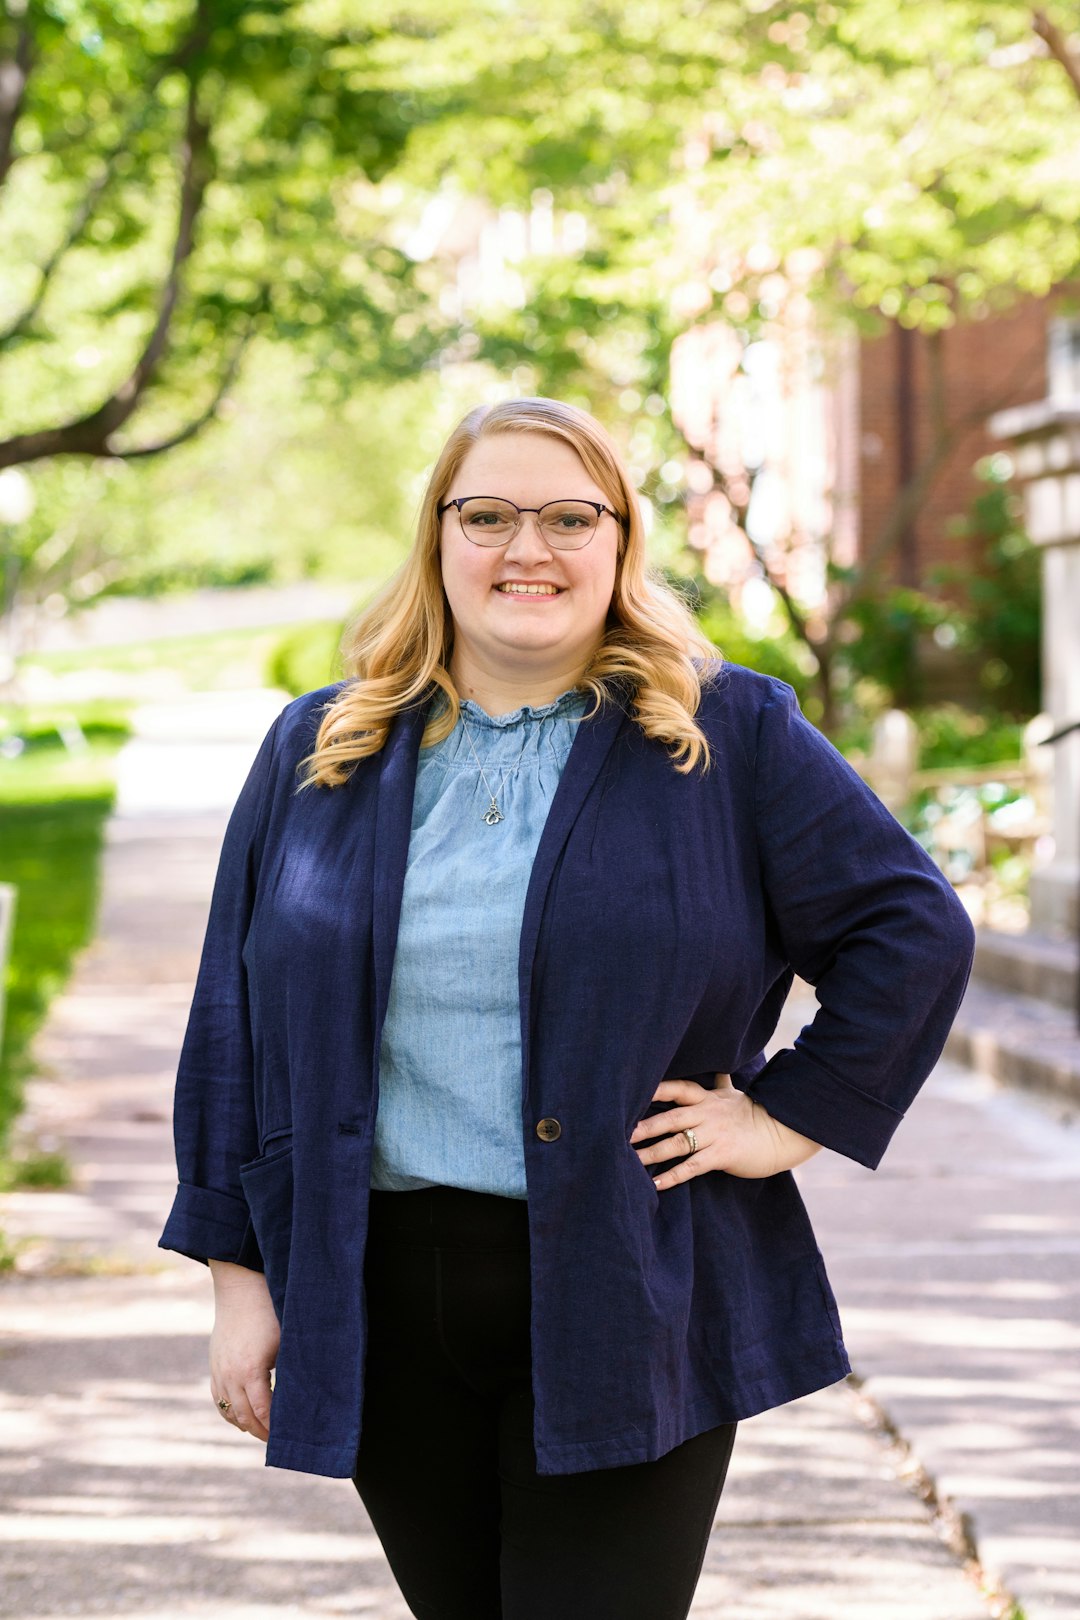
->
[27,621,297,692]
[0,607,352,1161]
[0,709,132,1150]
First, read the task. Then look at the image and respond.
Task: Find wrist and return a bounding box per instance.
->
[209,1258,270,1292]
[751,1099,822,1174]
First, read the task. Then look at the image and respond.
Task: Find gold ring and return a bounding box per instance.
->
[684,1128,698,1154]
[218,1396,231,1414]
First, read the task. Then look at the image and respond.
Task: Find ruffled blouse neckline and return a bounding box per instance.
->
[455,687,587,730]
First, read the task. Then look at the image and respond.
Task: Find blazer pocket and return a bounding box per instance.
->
[238,1143,294,1323]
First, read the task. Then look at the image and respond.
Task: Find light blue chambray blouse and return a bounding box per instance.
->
[370,684,590,1199]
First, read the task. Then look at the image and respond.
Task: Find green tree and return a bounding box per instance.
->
[4,0,1079,694]
[447,2,1080,722]
[0,0,459,472]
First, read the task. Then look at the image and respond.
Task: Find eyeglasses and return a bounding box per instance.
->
[438,495,622,550]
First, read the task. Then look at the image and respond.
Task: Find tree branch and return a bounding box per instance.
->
[743,523,815,646]
[1033,8,1080,101]
[1,98,168,347]
[110,298,264,459]
[0,1,214,345]
[691,456,817,645]
[0,59,213,470]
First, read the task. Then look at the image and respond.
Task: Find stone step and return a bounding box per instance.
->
[945,976,1080,1106]
[972,926,1079,1012]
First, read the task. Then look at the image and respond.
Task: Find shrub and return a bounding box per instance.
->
[268,620,348,698]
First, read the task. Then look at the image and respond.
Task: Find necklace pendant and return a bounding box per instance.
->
[482,802,504,825]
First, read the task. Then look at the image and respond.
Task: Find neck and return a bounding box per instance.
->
[448,648,591,717]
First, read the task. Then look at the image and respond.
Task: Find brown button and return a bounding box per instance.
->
[536,1117,562,1142]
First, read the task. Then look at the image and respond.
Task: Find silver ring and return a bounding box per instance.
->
[683,1127,698,1155]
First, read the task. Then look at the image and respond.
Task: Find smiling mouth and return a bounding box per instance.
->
[494,583,564,596]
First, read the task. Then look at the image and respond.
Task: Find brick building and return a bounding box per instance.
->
[859,296,1077,589]
[672,287,1080,699]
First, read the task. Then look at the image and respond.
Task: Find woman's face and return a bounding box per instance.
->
[439,432,621,681]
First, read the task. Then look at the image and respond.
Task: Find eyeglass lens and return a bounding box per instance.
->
[456,498,599,549]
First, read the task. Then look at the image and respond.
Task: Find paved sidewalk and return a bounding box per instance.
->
[3,690,1074,1618]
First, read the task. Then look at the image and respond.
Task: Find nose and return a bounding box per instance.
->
[503,512,555,562]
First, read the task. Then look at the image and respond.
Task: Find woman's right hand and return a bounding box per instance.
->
[207,1259,280,1443]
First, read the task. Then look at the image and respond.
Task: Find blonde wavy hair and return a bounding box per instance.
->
[297,396,722,790]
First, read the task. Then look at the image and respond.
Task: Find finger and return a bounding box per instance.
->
[242,1371,273,1443]
[211,1387,241,1427]
[634,1127,703,1167]
[630,1105,697,1142]
[212,1384,256,1435]
[650,1079,707,1103]
[652,1152,711,1192]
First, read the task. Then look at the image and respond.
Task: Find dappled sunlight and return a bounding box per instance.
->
[0,1272,407,1617]
[214,1529,390,1564]
[980,1212,1067,1232]
[843,1305,1080,1352]
[873,1371,1079,1404]
[913,1278,1063,1301]
[694,1517,993,1620]
[0,1511,224,1544]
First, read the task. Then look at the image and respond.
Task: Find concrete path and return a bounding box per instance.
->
[1,689,1074,1618]
[15,581,361,659]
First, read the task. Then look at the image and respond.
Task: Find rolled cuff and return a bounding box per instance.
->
[158,1181,265,1270]
[737,1048,904,1171]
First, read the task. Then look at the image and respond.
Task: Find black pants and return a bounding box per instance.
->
[353,1183,737,1620]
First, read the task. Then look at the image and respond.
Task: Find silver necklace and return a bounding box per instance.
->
[459,712,531,824]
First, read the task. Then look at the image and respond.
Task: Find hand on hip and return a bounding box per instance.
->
[630,1074,822,1190]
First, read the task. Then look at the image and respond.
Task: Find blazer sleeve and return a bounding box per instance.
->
[158,711,284,1269]
[738,677,975,1170]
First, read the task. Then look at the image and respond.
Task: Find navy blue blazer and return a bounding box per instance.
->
[159,661,975,1479]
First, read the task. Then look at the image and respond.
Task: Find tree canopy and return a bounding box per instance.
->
[4,0,1079,468]
[2,0,1078,693]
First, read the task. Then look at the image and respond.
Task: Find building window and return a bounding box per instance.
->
[1047,315,1080,402]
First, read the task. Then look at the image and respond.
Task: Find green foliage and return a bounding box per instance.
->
[3,0,1077,685]
[22,623,292,693]
[1,356,455,621]
[833,465,1041,717]
[694,588,817,710]
[932,472,1042,715]
[0,0,455,439]
[0,714,130,1149]
[0,1146,72,1191]
[2,702,132,751]
[268,617,348,697]
[910,703,1026,770]
[834,586,953,710]
[6,0,1077,460]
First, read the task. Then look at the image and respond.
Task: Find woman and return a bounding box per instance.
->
[159,396,975,1620]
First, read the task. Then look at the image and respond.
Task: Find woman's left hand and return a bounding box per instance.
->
[630,1075,822,1190]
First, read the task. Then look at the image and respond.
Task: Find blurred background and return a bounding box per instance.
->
[3,0,1079,1200]
[1,7,1079,1615]
[3,0,1080,1196]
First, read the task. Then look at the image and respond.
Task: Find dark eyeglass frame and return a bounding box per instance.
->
[437,495,624,549]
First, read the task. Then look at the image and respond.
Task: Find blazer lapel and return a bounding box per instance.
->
[371,698,428,1052]
[517,688,629,1058]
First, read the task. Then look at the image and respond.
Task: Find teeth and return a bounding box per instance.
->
[496,583,560,595]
